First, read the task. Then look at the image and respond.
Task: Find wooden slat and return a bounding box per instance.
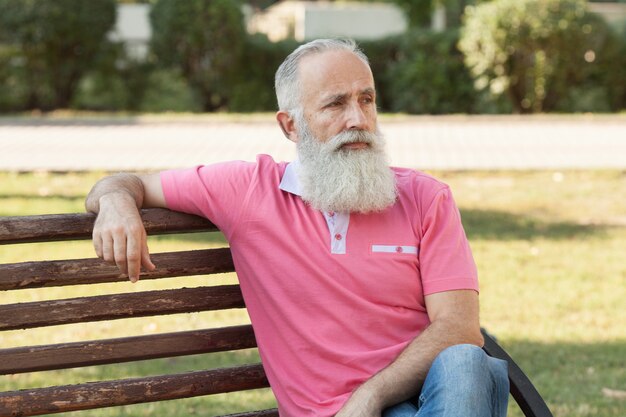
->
[0,208,217,245]
[0,325,257,375]
[0,364,270,417]
[481,329,553,417]
[0,248,234,291]
[0,285,245,331]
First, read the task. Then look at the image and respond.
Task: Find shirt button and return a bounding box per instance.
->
[335,233,342,240]
[328,211,335,217]
[396,246,403,253]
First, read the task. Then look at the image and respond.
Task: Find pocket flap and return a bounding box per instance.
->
[371,245,418,255]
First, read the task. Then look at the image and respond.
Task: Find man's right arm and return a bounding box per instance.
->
[85,173,166,283]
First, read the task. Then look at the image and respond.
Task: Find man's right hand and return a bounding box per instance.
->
[86,173,166,283]
[92,192,155,282]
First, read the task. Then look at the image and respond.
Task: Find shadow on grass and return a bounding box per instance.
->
[496,338,626,417]
[461,209,604,241]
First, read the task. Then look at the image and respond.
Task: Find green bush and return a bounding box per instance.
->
[385,29,478,114]
[604,20,626,110]
[0,0,116,111]
[140,69,201,113]
[554,12,626,112]
[150,0,247,112]
[72,41,155,112]
[0,44,30,112]
[359,36,402,112]
[229,35,299,112]
[459,0,620,113]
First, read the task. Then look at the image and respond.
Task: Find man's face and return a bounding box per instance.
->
[296,50,378,147]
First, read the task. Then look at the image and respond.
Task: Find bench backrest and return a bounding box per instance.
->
[0,208,553,417]
[0,208,278,417]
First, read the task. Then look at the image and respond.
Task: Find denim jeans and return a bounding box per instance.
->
[382,344,510,417]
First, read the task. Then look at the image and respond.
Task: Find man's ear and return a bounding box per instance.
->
[276,110,299,143]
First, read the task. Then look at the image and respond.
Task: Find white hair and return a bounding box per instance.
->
[274,39,370,113]
[294,112,397,214]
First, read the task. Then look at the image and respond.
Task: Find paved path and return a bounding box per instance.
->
[1,115,624,171]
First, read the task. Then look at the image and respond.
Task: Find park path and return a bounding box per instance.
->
[1,115,624,171]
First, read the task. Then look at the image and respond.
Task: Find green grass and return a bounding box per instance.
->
[1,170,625,416]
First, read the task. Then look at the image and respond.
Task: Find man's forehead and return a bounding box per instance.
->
[298,50,375,97]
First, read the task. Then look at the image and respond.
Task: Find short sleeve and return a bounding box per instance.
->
[419,186,478,295]
[160,160,256,236]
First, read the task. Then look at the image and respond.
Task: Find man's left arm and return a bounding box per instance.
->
[335,289,483,417]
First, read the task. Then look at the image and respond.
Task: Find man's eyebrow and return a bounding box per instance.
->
[321,88,376,104]
[322,93,348,104]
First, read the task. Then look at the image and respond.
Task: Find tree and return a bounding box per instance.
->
[150,0,247,111]
[459,0,617,113]
[0,0,116,111]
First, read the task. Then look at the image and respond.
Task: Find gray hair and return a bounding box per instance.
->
[274,39,370,113]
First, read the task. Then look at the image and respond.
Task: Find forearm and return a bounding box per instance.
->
[85,173,145,214]
[336,290,483,416]
[361,317,483,410]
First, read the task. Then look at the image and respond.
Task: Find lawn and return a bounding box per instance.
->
[1,169,625,417]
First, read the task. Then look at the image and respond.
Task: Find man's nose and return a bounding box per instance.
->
[345,102,369,131]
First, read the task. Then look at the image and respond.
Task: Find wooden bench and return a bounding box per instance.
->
[0,208,552,417]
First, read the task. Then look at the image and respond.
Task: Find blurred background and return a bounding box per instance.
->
[0,1,625,417]
[0,0,625,115]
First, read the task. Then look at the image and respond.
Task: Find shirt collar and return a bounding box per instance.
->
[279,160,303,196]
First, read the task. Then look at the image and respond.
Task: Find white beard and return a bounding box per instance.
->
[295,117,397,214]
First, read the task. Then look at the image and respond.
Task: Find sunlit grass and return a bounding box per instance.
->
[1,170,625,417]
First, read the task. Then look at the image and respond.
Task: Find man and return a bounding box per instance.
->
[86,39,509,417]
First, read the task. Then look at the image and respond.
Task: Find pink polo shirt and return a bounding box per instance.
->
[161,155,478,417]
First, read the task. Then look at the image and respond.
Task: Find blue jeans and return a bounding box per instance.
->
[382,344,509,417]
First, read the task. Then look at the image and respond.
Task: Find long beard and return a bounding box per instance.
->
[295,120,397,214]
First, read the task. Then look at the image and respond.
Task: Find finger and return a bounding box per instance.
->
[141,233,156,272]
[101,234,115,264]
[141,244,156,272]
[126,234,142,283]
[113,234,128,276]
[93,231,103,259]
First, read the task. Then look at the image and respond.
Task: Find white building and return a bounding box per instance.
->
[588,2,626,27]
[247,1,408,42]
[108,3,152,60]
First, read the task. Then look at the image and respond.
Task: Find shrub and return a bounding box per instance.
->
[0,0,116,111]
[72,41,156,112]
[359,36,403,112]
[229,35,299,112]
[140,69,201,113]
[459,0,619,113]
[603,20,626,111]
[385,29,478,114]
[150,0,247,112]
[554,12,626,112]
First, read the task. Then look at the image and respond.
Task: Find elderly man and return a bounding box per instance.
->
[86,39,509,417]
